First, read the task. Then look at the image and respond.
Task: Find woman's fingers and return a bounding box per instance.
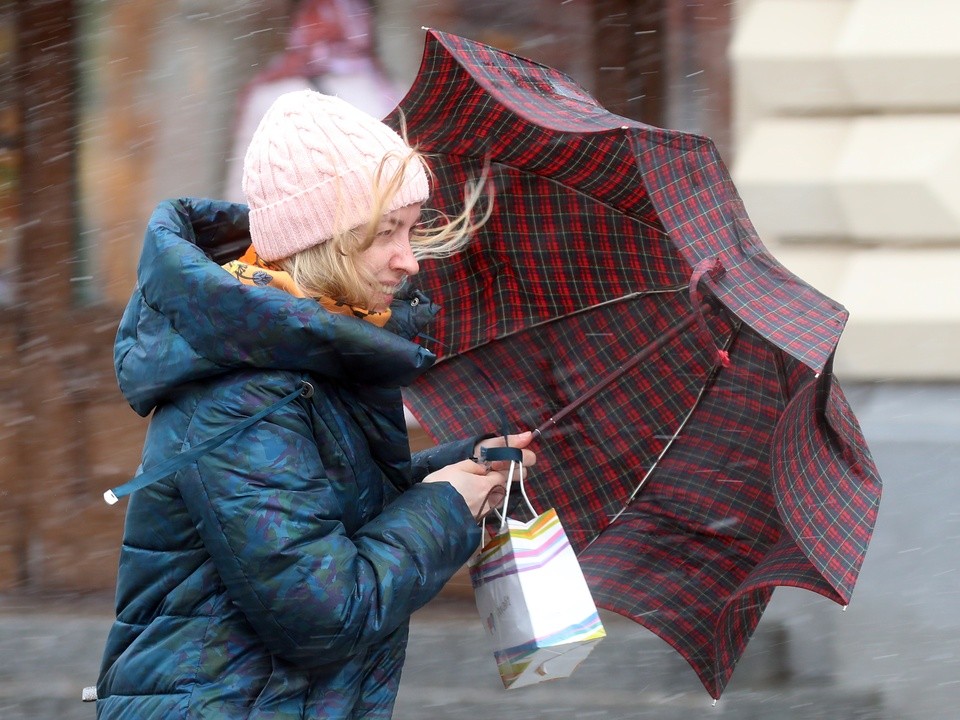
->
[423,460,509,518]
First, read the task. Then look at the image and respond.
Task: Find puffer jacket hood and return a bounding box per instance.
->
[115,198,440,416]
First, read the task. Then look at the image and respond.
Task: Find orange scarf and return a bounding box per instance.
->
[222,246,392,328]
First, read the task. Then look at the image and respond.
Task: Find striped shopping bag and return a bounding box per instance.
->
[469,457,605,688]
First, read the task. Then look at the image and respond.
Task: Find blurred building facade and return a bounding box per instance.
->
[1,0,953,597]
[731,0,960,381]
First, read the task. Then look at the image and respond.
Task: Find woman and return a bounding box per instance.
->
[95,90,535,719]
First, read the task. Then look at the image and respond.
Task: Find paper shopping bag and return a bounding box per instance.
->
[469,507,606,689]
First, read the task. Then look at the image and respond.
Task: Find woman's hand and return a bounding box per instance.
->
[422,432,537,520]
[422,459,509,519]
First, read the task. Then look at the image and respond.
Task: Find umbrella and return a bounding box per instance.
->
[386,29,882,699]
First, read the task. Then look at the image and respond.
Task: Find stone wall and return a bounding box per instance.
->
[730,0,960,380]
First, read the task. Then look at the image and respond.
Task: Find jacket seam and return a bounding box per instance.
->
[189,381,317,658]
[177,396,212,720]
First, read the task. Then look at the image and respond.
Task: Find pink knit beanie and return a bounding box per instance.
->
[242,90,429,261]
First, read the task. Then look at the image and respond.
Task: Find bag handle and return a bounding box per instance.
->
[478,446,538,533]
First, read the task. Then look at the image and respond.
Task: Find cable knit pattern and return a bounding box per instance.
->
[242,90,429,261]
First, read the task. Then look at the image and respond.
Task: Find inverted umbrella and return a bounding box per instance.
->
[387,29,881,699]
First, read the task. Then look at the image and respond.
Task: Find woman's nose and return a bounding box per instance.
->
[393,237,419,276]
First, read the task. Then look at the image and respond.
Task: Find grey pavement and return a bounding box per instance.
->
[0,599,884,720]
[2,381,958,719]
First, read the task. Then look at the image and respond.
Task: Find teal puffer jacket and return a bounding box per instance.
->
[95,198,482,719]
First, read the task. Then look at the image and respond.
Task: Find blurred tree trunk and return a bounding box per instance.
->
[16,0,77,291]
[591,0,667,125]
[10,0,132,595]
[590,0,731,159]
[11,0,79,590]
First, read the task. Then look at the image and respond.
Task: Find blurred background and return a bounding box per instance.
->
[1,1,958,718]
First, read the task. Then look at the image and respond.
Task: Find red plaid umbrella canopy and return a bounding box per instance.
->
[387,29,882,699]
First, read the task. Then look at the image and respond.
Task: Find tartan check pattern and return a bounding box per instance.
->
[390,29,882,699]
[772,373,881,601]
[391,30,848,371]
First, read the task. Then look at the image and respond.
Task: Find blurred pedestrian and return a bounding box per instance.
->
[224,0,400,201]
[95,89,535,719]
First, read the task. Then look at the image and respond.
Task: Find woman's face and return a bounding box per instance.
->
[355,203,423,311]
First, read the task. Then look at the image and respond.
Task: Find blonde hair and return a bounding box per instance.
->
[278,150,491,308]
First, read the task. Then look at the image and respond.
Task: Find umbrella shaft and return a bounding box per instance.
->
[534,311,701,438]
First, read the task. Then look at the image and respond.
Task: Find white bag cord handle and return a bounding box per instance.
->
[480,446,537,532]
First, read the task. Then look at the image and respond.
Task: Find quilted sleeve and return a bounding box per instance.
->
[409,436,484,482]
[175,377,481,667]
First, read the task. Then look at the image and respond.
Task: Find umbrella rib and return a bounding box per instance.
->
[609,372,712,524]
[580,326,738,555]
[438,153,673,237]
[448,286,688,360]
